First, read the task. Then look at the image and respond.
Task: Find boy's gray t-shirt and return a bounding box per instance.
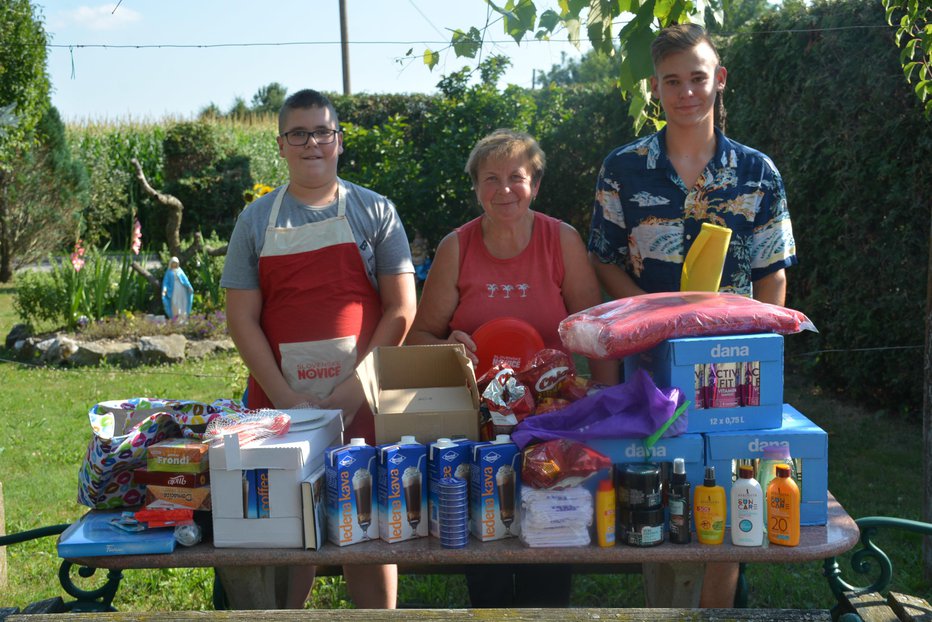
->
[221,179,414,291]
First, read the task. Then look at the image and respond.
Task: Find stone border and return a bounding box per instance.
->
[8,331,236,367]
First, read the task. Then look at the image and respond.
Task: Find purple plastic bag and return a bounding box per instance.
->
[510,368,687,449]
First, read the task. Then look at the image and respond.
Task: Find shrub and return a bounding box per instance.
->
[724,0,932,412]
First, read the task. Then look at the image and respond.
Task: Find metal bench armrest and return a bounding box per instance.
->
[823,516,932,606]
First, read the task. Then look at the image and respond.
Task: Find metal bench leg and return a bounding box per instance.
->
[58,560,123,612]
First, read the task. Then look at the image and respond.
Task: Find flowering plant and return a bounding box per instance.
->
[131,219,143,255]
[243,182,274,205]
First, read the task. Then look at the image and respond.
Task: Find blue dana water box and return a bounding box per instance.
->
[704,404,828,525]
[586,434,706,495]
[325,438,379,546]
[378,436,428,542]
[469,435,521,541]
[625,333,784,433]
[428,437,473,538]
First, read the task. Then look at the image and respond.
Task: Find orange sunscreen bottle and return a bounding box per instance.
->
[693,466,726,544]
[767,464,800,546]
[596,478,616,547]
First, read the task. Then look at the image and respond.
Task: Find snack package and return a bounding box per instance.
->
[479,367,535,439]
[521,438,611,489]
[515,349,576,402]
[558,291,817,360]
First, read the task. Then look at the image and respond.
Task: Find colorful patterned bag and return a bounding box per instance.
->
[77,398,230,509]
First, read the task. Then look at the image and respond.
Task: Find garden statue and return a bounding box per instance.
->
[161,256,194,322]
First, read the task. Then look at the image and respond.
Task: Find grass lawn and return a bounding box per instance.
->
[0,282,926,610]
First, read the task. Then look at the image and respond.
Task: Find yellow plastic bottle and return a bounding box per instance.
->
[693,466,726,545]
[766,464,800,546]
[595,478,616,547]
[680,222,733,292]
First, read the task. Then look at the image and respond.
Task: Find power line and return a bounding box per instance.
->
[0,23,893,52]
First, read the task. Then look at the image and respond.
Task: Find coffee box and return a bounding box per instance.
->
[377,437,428,543]
[324,439,379,546]
[469,437,521,541]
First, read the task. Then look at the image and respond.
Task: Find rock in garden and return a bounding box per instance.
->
[138,334,187,365]
[5,323,30,349]
[70,341,139,367]
[186,337,235,360]
[37,337,62,365]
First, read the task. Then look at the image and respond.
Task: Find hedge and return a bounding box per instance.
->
[724,0,932,414]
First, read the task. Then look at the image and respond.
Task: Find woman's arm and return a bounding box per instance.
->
[404,232,478,364]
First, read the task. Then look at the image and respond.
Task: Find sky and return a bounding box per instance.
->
[34,0,591,121]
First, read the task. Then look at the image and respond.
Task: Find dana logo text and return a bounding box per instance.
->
[747,439,790,452]
[625,444,666,458]
[710,344,750,358]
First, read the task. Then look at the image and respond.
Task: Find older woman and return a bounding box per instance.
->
[406,129,616,607]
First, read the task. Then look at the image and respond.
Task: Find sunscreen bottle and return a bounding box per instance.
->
[730,465,764,546]
[767,464,800,546]
[680,222,733,292]
[595,478,616,547]
[668,457,691,544]
[693,466,726,545]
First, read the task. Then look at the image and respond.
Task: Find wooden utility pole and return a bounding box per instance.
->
[339,0,351,95]
[925,217,932,581]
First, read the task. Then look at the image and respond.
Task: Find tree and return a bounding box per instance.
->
[0,0,51,282]
[3,106,88,269]
[420,0,721,131]
[882,0,932,581]
[250,82,288,115]
[706,0,776,33]
[534,49,621,87]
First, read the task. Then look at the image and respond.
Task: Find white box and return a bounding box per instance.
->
[209,409,343,548]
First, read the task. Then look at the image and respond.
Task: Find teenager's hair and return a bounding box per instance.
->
[651,24,727,133]
[278,89,340,133]
[465,129,546,186]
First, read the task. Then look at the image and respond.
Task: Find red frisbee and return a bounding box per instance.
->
[472,317,545,377]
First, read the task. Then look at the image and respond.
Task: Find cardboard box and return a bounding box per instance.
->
[586,433,706,494]
[144,484,211,511]
[625,333,784,433]
[358,345,481,444]
[209,409,343,548]
[147,438,210,473]
[703,404,827,525]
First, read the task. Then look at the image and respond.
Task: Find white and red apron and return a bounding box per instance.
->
[247,182,382,442]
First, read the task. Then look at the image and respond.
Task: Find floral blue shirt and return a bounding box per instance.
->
[588,128,797,297]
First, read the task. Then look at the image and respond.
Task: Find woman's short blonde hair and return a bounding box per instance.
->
[465,129,546,186]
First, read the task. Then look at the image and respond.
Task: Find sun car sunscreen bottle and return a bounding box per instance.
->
[730,465,764,546]
[595,478,616,547]
[668,458,691,544]
[694,466,726,545]
[767,464,800,546]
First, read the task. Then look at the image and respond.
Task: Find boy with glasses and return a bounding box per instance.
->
[221,88,416,608]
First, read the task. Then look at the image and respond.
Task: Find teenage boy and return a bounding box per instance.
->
[588,24,797,606]
[221,89,416,608]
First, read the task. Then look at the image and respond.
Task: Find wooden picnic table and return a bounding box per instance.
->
[59,492,858,610]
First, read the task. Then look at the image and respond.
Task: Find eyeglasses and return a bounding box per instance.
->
[281,128,341,146]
